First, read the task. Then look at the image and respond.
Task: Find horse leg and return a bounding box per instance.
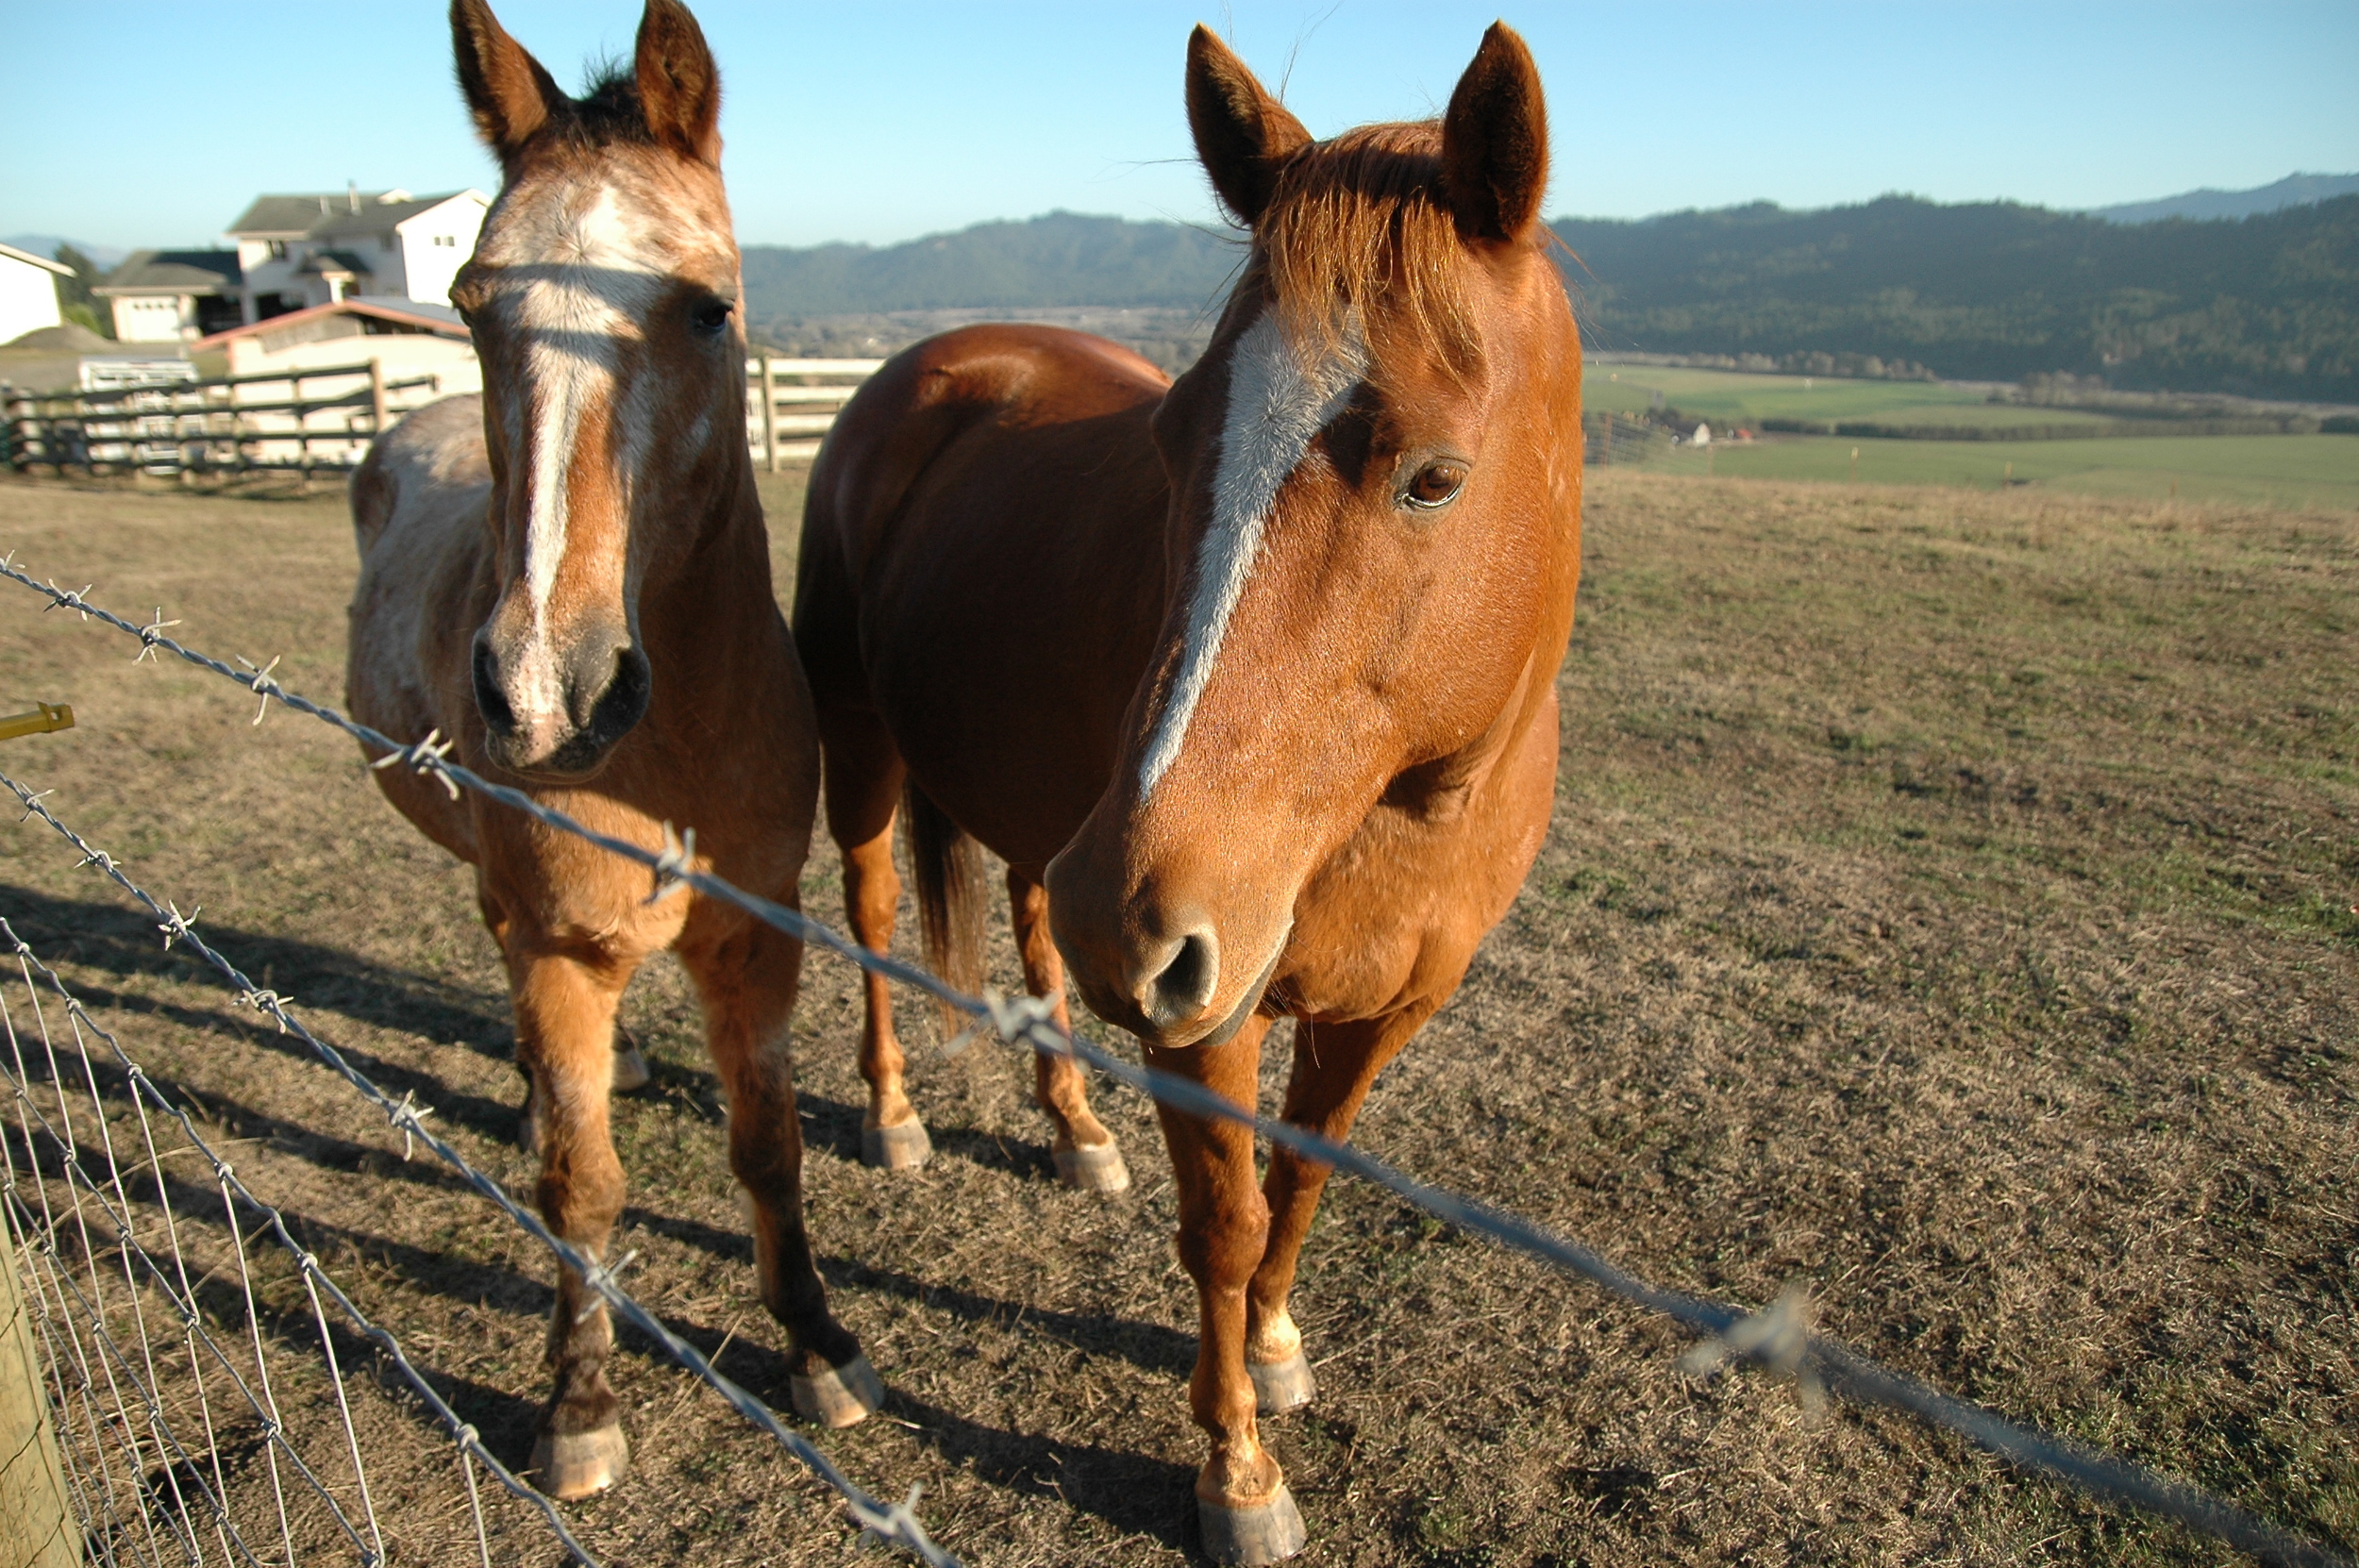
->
[1145,1015,1306,1564]
[1006,869,1129,1193]
[678,898,881,1428]
[821,711,929,1171]
[497,876,645,1152]
[511,944,636,1499]
[1246,1006,1435,1418]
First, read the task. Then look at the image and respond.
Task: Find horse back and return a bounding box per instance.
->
[795,326,1175,866]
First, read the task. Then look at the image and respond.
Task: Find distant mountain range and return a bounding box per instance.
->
[739,186,2357,401]
[2084,172,2359,225]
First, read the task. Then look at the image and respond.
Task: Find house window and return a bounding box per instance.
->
[267,239,287,259]
[431,235,457,247]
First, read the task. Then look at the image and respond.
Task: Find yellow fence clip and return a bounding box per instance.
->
[0,702,75,742]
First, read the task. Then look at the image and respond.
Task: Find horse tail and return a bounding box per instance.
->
[903,781,988,1033]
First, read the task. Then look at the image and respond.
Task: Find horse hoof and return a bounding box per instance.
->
[611,1043,650,1093]
[1198,1483,1307,1565]
[1248,1350,1315,1416]
[862,1120,932,1172]
[529,1425,629,1500]
[791,1353,884,1429]
[1053,1139,1131,1193]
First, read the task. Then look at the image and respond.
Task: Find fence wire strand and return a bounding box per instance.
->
[1,557,2351,1568]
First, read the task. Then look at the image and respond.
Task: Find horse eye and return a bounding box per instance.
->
[691,298,734,335]
[1403,459,1468,510]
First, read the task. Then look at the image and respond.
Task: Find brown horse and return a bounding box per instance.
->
[797,23,1580,1562]
[348,0,879,1501]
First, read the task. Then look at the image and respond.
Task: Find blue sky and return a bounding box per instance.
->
[4,1,2354,252]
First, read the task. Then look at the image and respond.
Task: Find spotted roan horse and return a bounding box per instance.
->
[797,24,1580,1561]
[349,0,878,1500]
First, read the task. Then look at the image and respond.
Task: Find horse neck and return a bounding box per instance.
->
[635,442,781,694]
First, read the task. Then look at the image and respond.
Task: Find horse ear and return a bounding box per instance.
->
[450,0,565,160]
[636,0,724,165]
[1441,23,1549,243]
[1185,25,1313,228]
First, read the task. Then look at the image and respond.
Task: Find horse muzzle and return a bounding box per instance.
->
[471,624,651,779]
[1046,843,1291,1049]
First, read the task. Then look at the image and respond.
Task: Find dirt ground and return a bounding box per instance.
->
[0,464,2351,1567]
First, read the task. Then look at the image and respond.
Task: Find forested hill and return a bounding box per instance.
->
[738,195,2358,400]
[1554,194,2358,401]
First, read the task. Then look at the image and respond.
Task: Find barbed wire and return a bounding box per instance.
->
[1,557,2350,1568]
[1,911,599,1566]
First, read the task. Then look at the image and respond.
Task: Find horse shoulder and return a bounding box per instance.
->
[348,394,498,859]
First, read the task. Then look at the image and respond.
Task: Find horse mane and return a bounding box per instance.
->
[532,62,661,153]
[1257,121,1481,375]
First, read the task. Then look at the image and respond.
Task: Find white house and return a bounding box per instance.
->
[92,250,244,342]
[0,241,72,344]
[226,188,489,321]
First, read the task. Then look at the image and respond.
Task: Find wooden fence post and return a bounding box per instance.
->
[369,359,388,442]
[761,356,779,474]
[0,1224,76,1568]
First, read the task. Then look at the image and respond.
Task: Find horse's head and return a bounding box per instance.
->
[444,0,745,778]
[1047,25,1581,1048]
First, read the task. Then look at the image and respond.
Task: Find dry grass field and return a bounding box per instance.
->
[0,464,2351,1567]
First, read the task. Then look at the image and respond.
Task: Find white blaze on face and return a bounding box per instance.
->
[489,182,670,722]
[1136,311,1367,798]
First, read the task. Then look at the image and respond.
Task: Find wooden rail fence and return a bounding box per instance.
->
[746,356,882,469]
[3,356,886,480]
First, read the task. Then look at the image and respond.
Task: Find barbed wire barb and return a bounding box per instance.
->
[645,822,695,904]
[134,609,181,662]
[232,656,282,726]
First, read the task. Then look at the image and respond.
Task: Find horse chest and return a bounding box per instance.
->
[1280,735,1554,1020]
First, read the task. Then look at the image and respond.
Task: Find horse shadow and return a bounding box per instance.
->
[0,882,514,1062]
[138,1190,1196,1545]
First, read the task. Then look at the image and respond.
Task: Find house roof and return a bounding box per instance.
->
[226,190,477,242]
[298,249,374,277]
[310,192,477,242]
[228,192,402,237]
[0,242,75,276]
[93,249,242,296]
[190,296,470,349]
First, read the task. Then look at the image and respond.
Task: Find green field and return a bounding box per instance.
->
[1647,432,2359,508]
[1584,365,2359,509]
[1586,365,1999,425]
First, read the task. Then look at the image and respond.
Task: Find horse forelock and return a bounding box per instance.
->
[1258,122,1483,382]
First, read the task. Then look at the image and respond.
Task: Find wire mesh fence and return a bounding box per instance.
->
[0,551,2351,1568]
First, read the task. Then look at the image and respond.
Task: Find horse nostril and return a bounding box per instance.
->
[1143,928,1219,1026]
[584,644,650,742]
[472,638,517,737]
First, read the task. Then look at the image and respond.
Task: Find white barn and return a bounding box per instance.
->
[227,189,489,322]
[0,241,72,345]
